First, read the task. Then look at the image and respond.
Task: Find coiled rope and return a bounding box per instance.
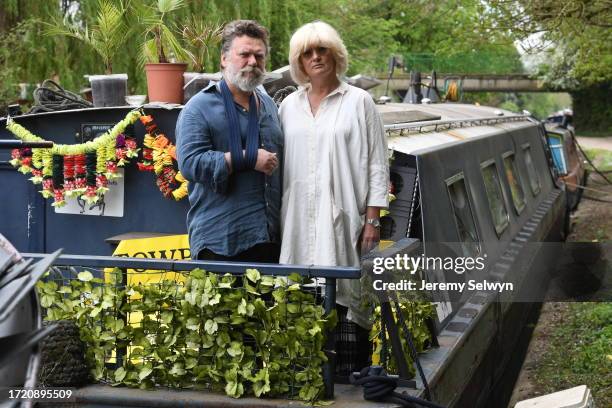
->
[272,86,297,106]
[28,80,93,114]
[350,366,446,408]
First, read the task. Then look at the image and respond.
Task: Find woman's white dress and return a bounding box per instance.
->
[278,81,389,326]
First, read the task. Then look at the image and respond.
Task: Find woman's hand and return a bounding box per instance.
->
[360,207,382,254]
[360,223,380,254]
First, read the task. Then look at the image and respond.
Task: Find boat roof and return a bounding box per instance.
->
[377,103,534,155]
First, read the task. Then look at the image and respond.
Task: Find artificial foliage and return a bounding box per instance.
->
[369,302,434,378]
[7,110,141,206]
[37,268,334,402]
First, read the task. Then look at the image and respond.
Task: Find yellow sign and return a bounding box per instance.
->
[110,234,191,285]
[107,234,191,331]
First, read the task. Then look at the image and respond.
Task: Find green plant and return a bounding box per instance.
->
[369,302,434,377]
[0,23,25,110]
[181,17,223,73]
[135,0,188,64]
[37,268,334,402]
[42,0,128,74]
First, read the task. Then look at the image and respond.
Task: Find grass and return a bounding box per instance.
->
[583,148,612,172]
[534,303,612,406]
[577,129,612,138]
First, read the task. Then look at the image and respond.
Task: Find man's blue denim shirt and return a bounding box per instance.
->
[176,82,283,257]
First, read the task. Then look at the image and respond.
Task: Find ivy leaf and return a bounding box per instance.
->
[308,325,322,336]
[77,271,94,282]
[216,332,230,347]
[190,269,206,279]
[40,294,55,308]
[201,335,215,348]
[225,381,244,398]
[237,299,247,315]
[287,303,300,313]
[185,291,197,305]
[186,317,199,331]
[185,357,198,370]
[252,367,271,397]
[90,306,102,318]
[57,286,72,294]
[169,362,186,376]
[161,310,173,324]
[288,273,302,283]
[138,365,153,381]
[204,319,218,335]
[226,341,243,358]
[114,367,127,382]
[245,268,260,283]
[209,293,221,306]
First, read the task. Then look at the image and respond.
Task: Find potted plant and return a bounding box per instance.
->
[44,0,129,107]
[181,18,222,103]
[136,0,189,104]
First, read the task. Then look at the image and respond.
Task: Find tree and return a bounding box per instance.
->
[487,0,612,132]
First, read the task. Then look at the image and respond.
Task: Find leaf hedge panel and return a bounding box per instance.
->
[37,268,333,402]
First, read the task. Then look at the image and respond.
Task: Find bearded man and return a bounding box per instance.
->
[176,20,283,262]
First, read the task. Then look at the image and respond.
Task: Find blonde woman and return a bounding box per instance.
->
[279,21,388,327]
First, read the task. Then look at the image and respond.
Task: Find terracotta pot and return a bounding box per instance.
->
[145,63,188,104]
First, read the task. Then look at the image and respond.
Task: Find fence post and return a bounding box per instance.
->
[115,267,128,370]
[323,277,336,399]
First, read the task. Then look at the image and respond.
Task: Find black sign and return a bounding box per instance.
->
[80,124,114,143]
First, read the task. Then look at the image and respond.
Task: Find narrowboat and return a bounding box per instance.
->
[0,96,568,408]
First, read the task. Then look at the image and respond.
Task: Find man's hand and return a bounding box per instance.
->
[255,149,278,176]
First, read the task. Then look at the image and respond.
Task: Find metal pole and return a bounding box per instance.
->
[322,277,336,399]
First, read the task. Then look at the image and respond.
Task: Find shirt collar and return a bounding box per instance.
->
[299,80,349,96]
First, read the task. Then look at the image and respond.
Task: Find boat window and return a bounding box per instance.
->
[446,173,481,257]
[546,132,568,175]
[522,144,541,196]
[502,152,526,214]
[481,160,509,236]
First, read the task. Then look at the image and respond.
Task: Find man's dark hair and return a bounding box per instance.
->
[221,20,270,56]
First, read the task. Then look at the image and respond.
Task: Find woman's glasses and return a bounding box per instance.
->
[302,46,329,59]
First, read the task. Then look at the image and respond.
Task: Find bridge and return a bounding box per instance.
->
[376,73,547,93]
[371,52,552,94]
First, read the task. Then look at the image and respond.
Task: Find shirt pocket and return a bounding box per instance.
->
[259,112,283,153]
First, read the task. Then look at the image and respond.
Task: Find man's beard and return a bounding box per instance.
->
[224,64,265,92]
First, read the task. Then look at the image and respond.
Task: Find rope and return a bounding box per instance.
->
[28,80,93,114]
[272,86,297,106]
[574,140,612,185]
[565,182,612,196]
[392,300,433,401]
[350,366,446,408]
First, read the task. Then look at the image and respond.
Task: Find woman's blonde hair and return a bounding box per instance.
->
[288,21,348,86]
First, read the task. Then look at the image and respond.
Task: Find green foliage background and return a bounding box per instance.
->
[0,0,521,101]
[0,0,609,131]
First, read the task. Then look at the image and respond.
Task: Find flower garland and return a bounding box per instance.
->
[137,114,188,201]
[7,110,141,207]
